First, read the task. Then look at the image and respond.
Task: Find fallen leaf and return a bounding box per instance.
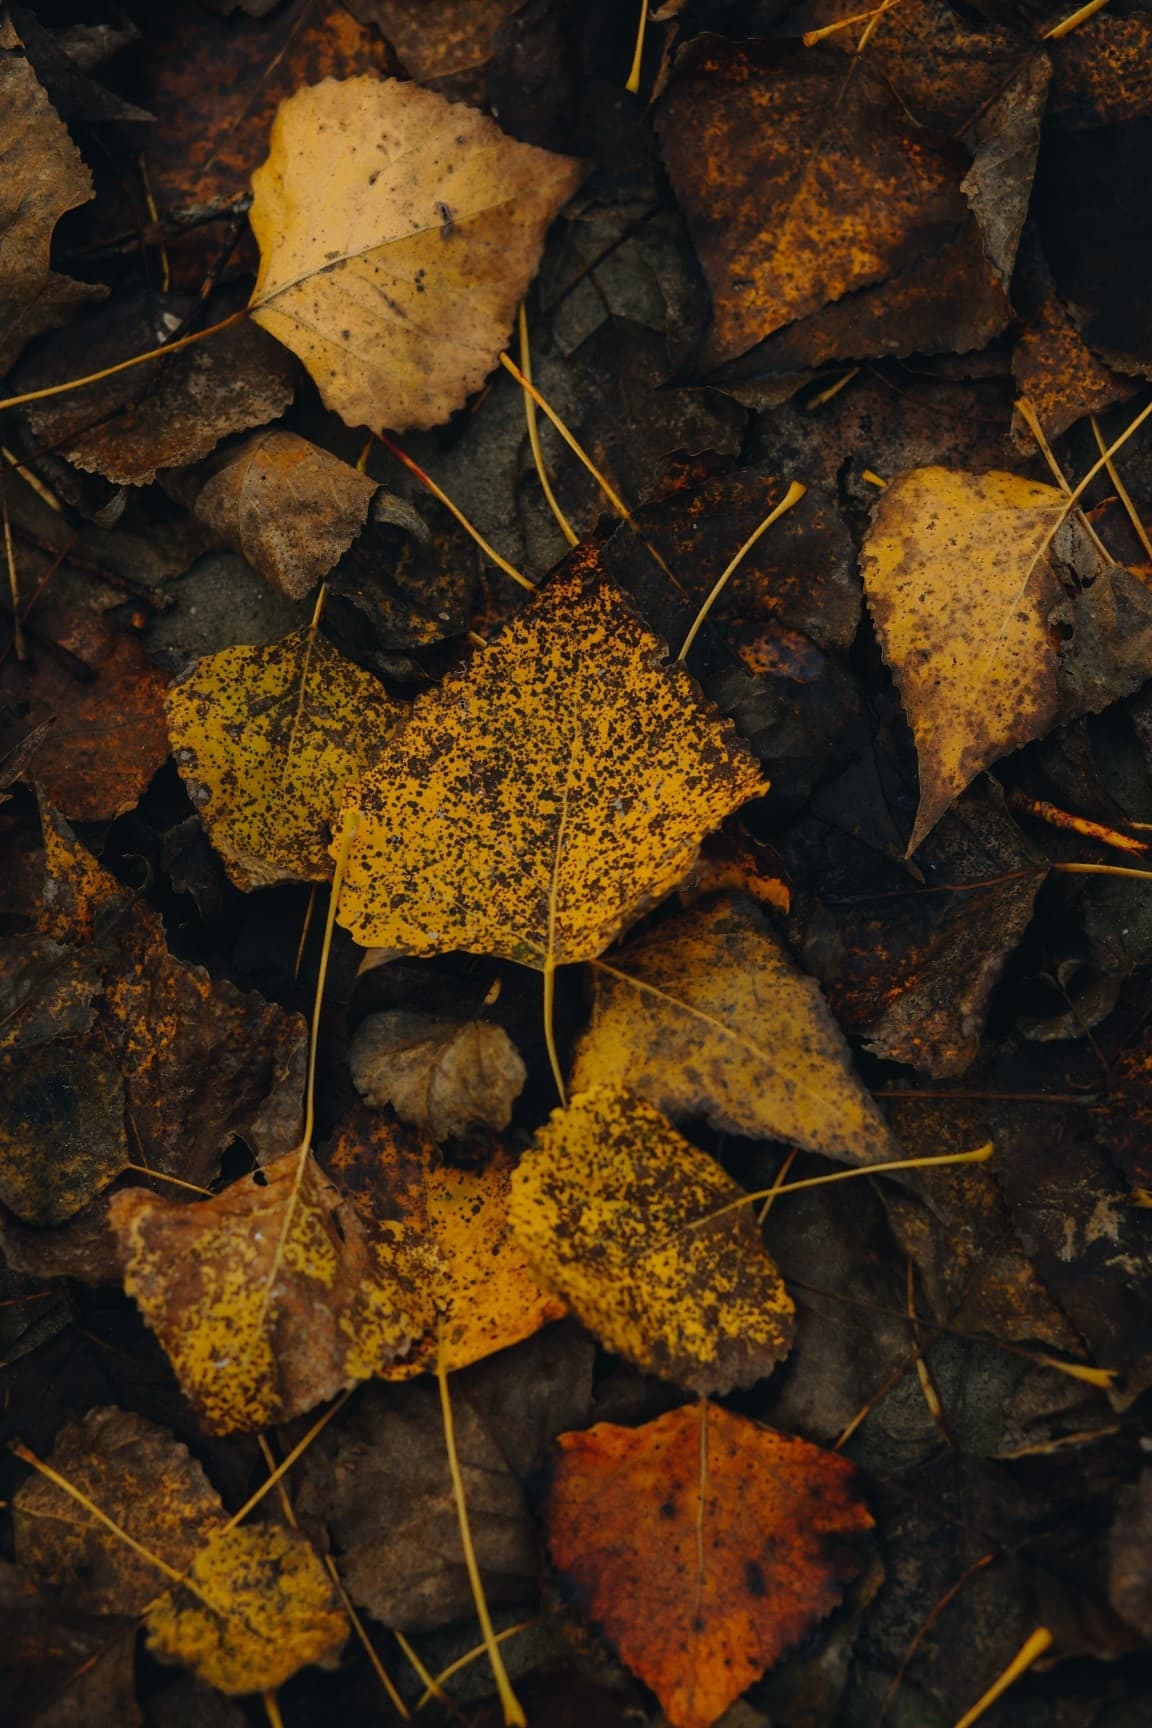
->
[37,804,308,1187]
[166,624,405,889]
[571,895,896,1163]
[111,1145,434,1434]
[18,294,297,488]
[337,550,766,965]
[0,1561,139,1728]
[362,0,522,89]
[296,1325,594,1630]
[1049,14,1152,129]
[350,1009,527,1140]
[861,467,1066,853]
[0,611,171,823]
[1093,1031,1152,1196]
[0,1042,127,1226]
[0,38,104,373]
[13,1406,347,1692]
[194,431,378,601]
[655,38,971,372]
[248,74,583,432]
[1012,241,1137,442]
[1109,1470,1152,1637]
[545,1402,874,1728]
[326,1109,565,1376]
[509,1085,794,1394]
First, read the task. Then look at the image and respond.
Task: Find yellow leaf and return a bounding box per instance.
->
[145,1523,348,1695]
[167,624,405,889]
[249,75,584,433]
[572,894,898,1165]
[326,1111,565,1378]
[336,551,767,966]
[110,1149,436,1434]
[860,467,1065,852]
[194,430,378,601]
[508,1085,794,1394]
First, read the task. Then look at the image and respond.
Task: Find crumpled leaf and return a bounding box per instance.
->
[337,550,766,965]
[545,1403,874,1728]
[13,1407,347,1693]
[0,40,104,373]
[167,624,405,889]
[0,611,171,823]
[350,1009,527,1140]
[571,894,896,1163]
[249,75,584,432]
[861,467,1152,852]
[509,1085,794,1394]
[296,1325,594,1631]
[656,38,971,372]
[194,430,378,601]
[326,1110,565,1376]
[111,1145,435,1434]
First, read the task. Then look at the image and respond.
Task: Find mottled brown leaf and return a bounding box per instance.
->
[350,1009,527,1141]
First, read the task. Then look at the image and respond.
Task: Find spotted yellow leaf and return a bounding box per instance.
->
[167,624,405,889]
[249,76,584,432]
[509,1085,794,1394]
[572,894,897,1165]
[336,550,767,967]
[110,1149,435,1434]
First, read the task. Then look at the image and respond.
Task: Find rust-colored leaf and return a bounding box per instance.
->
[545,1402,874,1728]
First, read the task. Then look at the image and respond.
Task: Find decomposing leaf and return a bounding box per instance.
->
[656,38,971,372]
[337,551,766,964]
[350,1008,527,1140]
[364,0,522,89]
[0,1042,127,1226]
[166,624,405,889]
[13,1406,347,1692]
[36,804,308,1189]
[0,1560,139,1728]
[297,1325,594,1631]
[1012,241,1136,442]
[1109,1471,1152,1638]
[861,468,1082,851]
[0,611,171,823]
[0,39,104,373]
[194,430,378,601]
[545,1403,874,1728]
[509,1085,794,1394]
[571,895,896,1163]
[1049,14,1152,130]
[249,75,584,432]
[326,1109,565,1376]
[1094,1031,1152,1197]
[111,1146,434,1434]
[18,295,297,488]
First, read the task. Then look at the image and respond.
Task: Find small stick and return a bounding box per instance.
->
[1043,0,1112,39]
[1006,788,1149,858]
[0,461,25,660]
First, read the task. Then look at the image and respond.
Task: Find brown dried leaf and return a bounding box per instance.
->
[350,1009,527,1140]
[545,1403,873,1728]
[297,1325,594,1631]
[572,895,896,1162]
[656,38,971,371]
[194,431,377,601]
[0,41,104,373]
[1049,15,1152,129]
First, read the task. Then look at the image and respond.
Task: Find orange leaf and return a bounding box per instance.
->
[546,1403,874,1728]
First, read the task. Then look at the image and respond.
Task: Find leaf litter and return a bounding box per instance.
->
[2,5,1152,1726]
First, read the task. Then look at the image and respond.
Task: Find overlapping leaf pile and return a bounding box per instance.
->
[3,3,1152,1726]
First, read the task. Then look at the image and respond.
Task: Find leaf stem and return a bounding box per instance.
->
[435,1339,526,1727]
[952,1627,1053,1727]
[542,957,566,1106]
[1091,413,1152,561]
[625,0,650,94]
[0,309,248,414]
[517,304,578,547]
[677,481,806,660]
[376,431,534,593]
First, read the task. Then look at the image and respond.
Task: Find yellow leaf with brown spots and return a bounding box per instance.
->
[167,625,405,890]
[508,1085,794,1394]
[571,895,897,1165]
[110,1148,436,1434]
[248,75,583,432]
[860,467,1067,853]
[545,1403,873,1728]
[336,550,767,966]
[145,1522,347,1694]
[326,1111,565,1378]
